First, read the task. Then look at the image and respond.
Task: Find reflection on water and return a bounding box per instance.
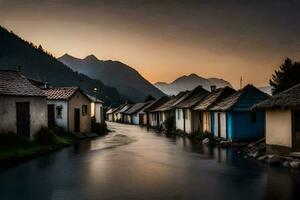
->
[0,122,299,200]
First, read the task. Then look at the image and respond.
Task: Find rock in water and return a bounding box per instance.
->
[282,161,290,167]
[257,155,268,162]
[290,161,300,168]
[266,155,281,165]
[202,138,210,144]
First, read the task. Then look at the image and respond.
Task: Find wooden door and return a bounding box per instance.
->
[139,114,144,125]
[292,111,300,151]
[74,108,80,132]
[47,104,55,127]
[16,102,30,138]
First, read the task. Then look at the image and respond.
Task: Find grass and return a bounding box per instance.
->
[0,130,80,167]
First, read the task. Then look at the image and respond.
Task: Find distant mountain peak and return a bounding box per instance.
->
[84,54,98,61]
[189,73,198,77]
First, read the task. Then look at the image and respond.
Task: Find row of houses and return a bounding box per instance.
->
[107,83,300,154]
[0,70,104,139]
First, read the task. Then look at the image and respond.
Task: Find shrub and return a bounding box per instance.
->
[34,127,58,145]
[163,117,176,134]
[91,117,108,135]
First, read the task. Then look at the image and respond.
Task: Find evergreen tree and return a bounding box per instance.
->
[270,58,300,94]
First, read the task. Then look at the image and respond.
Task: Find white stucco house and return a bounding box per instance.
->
[44,87,92,133]
[124,102,152,125]
[0,70,47,140]
[175,86,210,134]
[144,96,170,127]
[87,94,104,124]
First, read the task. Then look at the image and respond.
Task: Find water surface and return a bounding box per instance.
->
[0,122,299,200]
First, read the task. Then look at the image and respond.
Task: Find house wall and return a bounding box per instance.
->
[68,91,91,133]
[227,111,265,140]
[266,109,292,148]
[149,112,159,127]
[132,114,139,125]
[47,100,68,130]
[211,111,215,136]
[0,96,47,140]
[202,111,211,133]
[107,114,113,121]
[214,112,227,138]
[175,108,192,133]
[91,102,103,123]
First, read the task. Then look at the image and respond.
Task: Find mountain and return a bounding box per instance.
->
[154,73,232,95]
[58,54,165,102]
[258,86,273,96]
[0,26,127,106]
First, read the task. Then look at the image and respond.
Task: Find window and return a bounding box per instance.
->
[82,105,88,116]
[56,105,63,119]
[251,112,257,123]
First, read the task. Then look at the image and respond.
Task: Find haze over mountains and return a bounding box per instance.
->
[0,26,127,106]
[154,73,232,95]
[58,54,165,102]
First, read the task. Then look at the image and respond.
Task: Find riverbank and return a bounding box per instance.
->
[0,132,80,168]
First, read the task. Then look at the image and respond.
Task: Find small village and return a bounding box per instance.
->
[1,1,300,199]
[2,67,300,169]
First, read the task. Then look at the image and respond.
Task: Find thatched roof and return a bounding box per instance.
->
[144,96,170,112]
[153,91,190,112]
[124,102,151,115]
[193,86,236,111]
[210,84,269,111]
[253,83,300,110]
[175,86,210,109]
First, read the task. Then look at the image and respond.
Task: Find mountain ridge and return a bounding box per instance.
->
[0,26,127,106]
[58,54,165,102]
[154,73,232,95]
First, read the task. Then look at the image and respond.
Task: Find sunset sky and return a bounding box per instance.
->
[0,0,299,88]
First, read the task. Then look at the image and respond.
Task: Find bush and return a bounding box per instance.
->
[91,117,108,135]
[163,117,176,134]
[34,127,58,145]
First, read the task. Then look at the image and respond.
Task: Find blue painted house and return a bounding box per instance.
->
[209,85,269,141]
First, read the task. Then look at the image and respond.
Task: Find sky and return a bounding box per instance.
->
[0,0,299,88]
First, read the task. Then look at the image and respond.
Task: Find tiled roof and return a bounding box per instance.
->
[0,70,45,97]
[153,91,190,112]
[193,86,236,111]
[175,86,210,109]
[44,87,79,100]
[210,85,270,111]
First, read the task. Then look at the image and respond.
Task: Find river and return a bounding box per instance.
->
[0,122,299,200]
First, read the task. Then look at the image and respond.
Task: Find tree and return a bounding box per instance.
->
[270,58,300,94]
[144,95,155,102]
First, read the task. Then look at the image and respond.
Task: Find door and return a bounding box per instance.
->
[16,102,30,138]
[74,108,80,132]
[139,114,144,125]
[292,111,300,151]
[47,104,55,127]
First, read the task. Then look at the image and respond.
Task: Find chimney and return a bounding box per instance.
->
[210,85,216,91]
